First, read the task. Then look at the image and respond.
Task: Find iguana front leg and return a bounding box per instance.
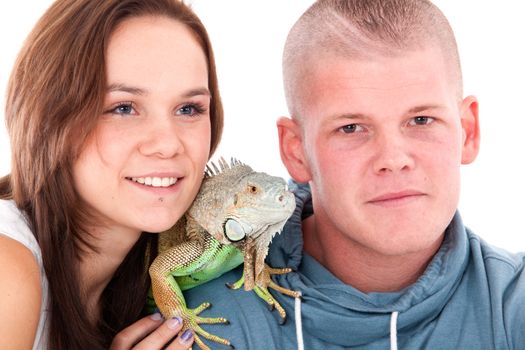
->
[149,238,237,350]
[227,264,300,323]
[226,239,301,323]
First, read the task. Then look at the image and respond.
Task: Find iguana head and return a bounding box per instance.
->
[188,158,295,286]
[189,158,295,244]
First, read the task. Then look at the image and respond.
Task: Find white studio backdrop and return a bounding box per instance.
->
[1,1,524,251]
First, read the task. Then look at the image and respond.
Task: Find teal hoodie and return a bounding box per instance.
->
[183,182,525,349]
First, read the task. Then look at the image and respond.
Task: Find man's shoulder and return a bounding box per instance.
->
[182,266,287,349]
[183,266,285,319]
[184,267,253,305]
[465,229,525,347]
[465,228,525,308]
[467,229,525,273]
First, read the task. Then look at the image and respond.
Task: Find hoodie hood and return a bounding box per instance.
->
[267,181,470,347]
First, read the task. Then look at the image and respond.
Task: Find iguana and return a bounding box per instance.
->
[148,158,300,350]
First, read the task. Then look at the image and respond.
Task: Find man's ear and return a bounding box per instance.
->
[277,117,312,183]
[460,95,480,164]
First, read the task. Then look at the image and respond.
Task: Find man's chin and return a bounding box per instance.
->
[361,225,445,257]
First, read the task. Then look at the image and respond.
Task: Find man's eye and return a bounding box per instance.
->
[410,116,435,126]
[339,124,363,134]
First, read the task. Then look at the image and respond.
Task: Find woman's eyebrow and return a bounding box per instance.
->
[182,87,210,98]
[106,84,210,98]
[107,83,147,96]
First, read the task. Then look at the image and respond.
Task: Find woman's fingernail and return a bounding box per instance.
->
[180,329,194,343]
[150,312,163,321]
[167,316,182,330]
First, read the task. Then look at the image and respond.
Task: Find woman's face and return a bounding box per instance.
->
[73,16,211,237]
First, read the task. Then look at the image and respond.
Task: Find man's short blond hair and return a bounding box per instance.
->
[283,0,462,118]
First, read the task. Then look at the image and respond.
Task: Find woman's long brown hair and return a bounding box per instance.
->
[0,0,223,348]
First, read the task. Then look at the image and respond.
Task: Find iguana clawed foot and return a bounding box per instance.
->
[175,302,233,350]
[226,264,301,323]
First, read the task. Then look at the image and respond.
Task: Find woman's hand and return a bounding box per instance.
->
[110,313,194,350]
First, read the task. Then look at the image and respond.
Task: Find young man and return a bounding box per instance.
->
[184,1,525,348]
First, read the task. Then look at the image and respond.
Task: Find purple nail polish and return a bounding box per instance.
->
[150,312,163,321]
[180,329,193,342]
[166,316,182,329]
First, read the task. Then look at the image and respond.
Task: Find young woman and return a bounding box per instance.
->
[0,0,223,349]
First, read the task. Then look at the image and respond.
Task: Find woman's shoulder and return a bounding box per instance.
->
[0,200,49,349]
[0,233,43,348]
[0,199,42,297]
[0,234,42,288]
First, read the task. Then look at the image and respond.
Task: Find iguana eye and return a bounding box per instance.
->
[248,185,258,194]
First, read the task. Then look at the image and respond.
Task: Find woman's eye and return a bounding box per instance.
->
[176,104,205,116]
[339,124,363,134]
[410,116,435,126]
[106,103,136,116]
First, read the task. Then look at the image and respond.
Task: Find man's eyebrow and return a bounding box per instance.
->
[408,104,444,114]
[330,105,445,121]
[333,113,370,120]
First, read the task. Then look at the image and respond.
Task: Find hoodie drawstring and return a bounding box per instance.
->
[295,292,304,350]
[390,311,399,350]
[294,295,398,350]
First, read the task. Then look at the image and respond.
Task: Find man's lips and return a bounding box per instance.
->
[367,190,426,204]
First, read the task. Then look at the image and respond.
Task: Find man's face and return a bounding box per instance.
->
[282,46,479,257]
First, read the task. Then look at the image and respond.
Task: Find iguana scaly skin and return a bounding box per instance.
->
[148,158,300,350]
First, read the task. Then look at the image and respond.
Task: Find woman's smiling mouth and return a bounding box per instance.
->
[126,176,178,188]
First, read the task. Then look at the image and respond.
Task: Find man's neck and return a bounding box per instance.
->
[302,215,443,293]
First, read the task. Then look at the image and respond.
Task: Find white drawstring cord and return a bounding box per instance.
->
[390,311,399,350]
[295,292,304,350]
[294,294,398,350]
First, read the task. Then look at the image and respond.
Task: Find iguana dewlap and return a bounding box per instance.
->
[148,158,300,350]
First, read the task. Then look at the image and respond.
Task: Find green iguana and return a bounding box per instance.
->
[148,158,300,350]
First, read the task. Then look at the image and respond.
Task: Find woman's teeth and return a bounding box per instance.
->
[129,177,178,188]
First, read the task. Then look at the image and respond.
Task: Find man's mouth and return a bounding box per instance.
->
[368,190,425,204]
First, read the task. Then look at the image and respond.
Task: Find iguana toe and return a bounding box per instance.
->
[225,274,245,290]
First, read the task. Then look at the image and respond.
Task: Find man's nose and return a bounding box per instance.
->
[372,132,415,174]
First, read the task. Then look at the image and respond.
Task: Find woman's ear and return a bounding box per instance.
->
[460,95,480,164]
[277,116,312,183]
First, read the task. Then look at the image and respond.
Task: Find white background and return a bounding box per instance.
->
[1,1,524,251]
